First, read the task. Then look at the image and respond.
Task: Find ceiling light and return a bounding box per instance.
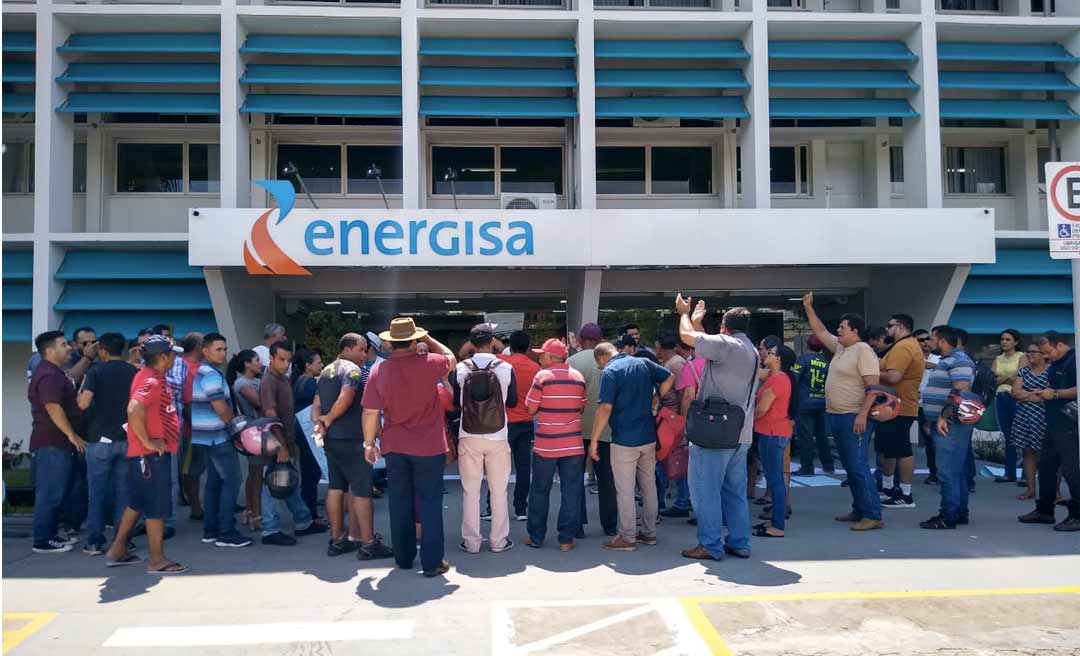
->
[560,300,567,304]
[444,300,460,304]
[342,310,358,315]
[787,297,804,302]
[324,301,342,306]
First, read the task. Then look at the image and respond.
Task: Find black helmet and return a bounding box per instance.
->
[264,461,298,500]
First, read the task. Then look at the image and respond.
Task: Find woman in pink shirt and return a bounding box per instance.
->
[753,344,797,538]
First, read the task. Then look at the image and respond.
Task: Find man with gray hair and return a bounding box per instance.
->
[253,323,287,371]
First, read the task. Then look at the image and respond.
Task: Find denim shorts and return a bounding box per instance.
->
[128,453,173,520]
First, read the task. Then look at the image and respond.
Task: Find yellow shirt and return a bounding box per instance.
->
[825,341,881,415]
[880,336,926,417]
[994,352,1023,394]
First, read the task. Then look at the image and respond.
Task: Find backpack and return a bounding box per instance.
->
[461,359,507,434]
[970,360,997,406]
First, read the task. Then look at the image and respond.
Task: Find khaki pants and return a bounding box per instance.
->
[611,442,657,543]
[459,437,511,552]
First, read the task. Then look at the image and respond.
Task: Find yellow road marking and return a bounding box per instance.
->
[678,599,734,656]
[683,584,1080,606]
[3,612,57,655]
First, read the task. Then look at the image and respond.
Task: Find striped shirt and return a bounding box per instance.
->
[922,349,974,420]
[525,363,587,458]
[190,363,231,446]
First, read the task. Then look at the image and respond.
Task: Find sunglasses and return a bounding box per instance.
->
[917,337,930,343]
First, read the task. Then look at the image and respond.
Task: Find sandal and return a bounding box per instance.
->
[149,562,189,575]
[753,526,784,538]
[1017,491,1035,501]
[105,554,142,568]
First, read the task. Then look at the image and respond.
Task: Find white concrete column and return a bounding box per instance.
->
[250,114,270,208]
[1008,132,1039,232]
[34,10,74,234]
[721,120,737,208]
[401,7,421,209]
[811,138,827,205]
[220,1,250,209]
[903,16,943,209]
[204,267,275,350]
[576,9,597,210]
[31,241,65,337]
[739,8,770,209]
[567,270,602,337]
[84,114,104,232]
[1059,32,1080,161]
[862,134,891,208]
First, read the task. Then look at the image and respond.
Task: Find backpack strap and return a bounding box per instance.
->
[463,360,478,372]
[481,359,500,372]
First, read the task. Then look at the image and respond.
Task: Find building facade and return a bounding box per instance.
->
[2,0,1077,437]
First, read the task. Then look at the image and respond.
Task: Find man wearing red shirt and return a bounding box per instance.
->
[362,318,457,578]
[105,336,188,575]
[497,330,541,521]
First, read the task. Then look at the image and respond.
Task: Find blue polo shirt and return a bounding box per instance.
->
[1046,348,1077,432]
[598,353,672,447]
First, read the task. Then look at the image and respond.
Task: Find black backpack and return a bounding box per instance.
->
[461,359,506,434]
[970,360,997,406]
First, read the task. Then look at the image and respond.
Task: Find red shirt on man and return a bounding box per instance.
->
[127,367,181,457]
[525,363,587,458]
[498,352,541,424]
[362,351,449,457]
[27,359,81,452]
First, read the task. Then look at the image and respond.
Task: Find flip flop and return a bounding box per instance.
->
[105,554,142,567]
[753,527,784,538]
[752,522,769,532]
[148,562,189,575]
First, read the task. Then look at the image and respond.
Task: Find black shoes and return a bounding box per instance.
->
[919,516,956,530]
[422,560,450,578]
[262,532,297,546]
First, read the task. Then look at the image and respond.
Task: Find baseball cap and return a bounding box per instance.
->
[616,334,638,348]
[143,335,183,355]
[469,323,496,345]
[579,323,602,341]
[365,331,382,351]
[532,338,568,360]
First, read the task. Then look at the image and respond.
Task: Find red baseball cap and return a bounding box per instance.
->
[532,338,568,359]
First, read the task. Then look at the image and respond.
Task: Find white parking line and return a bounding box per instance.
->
[102,620,414,647]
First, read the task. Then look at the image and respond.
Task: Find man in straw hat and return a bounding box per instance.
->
[361,318,457,578]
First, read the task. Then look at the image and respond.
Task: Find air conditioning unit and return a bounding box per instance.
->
[633,116,680,128]
[500,193,557,210]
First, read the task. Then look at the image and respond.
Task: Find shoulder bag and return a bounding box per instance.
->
[685,350,758,450]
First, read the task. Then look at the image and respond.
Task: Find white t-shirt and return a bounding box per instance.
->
[454,352,514,441]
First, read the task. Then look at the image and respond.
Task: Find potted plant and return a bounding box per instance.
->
[2,437,34,514]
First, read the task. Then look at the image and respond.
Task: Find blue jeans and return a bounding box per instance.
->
[688,443,750,558]
[202,440,241,538]
[655,462,691,511]
[86,440,130,546]
[757,435,789,530]
[527,453,585,545]
[828,413,882,521]
[386,453,445,571]
[796,409,833,471]
[261,463,313,536]
[996,391,1017,479]
[935,421,974,522]
[61,452,87,530]
[31,447,74,545]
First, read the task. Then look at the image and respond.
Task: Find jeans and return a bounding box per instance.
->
[86,440,130,546]
[294,418,322,520]
[261,463,314,536]
[508,422,534,516]
[585,441,618,534]
[758,435,789,530]
[202,440,241,538]
[934,420,974,522]
[796,409,833,471]
[61,452,87,530]
[527,453,585,545]
[688,443,750,559]
[386,453,445,571]
[828,413,882,521]
[656,463,691,511]
[996,391,1018,479]
[31,447,75,545]
[1036,424,1080,517]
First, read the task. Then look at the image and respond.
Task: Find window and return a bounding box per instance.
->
[767,0,804,7]
[595,0,710,7]
[116,144,183,193]
[651,147,712,194]
[1038,147,1053,187]
[597,147,646,194]
[430,146,564,196]
[73,143,87,194]
[886,0,900,8]
[890,146,904,195]
[277,144,341,194]
[347,145,403,195]
[1032,0,1055,13]
[770,145,810,195]
[2,143,29,193]
[432,147,495,196]
[189,144,221,194]
[939,0,999,10]
[945,146,1007,194]
[501,147,563,195]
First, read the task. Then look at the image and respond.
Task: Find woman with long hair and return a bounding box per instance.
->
[292,349,325,521]
[1012,344,1050,500]
[227,349,263,531]
[993,329,1028,483]
[753,344,797,538]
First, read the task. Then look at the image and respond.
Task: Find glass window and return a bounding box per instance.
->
[347,145,403,195]
[28,144,35,194]
[189,144,221,193]
[770,146,797,194]
[2,143,28,193]
[501,147,563,195]
[432,147,495,195]
[939,0,999,9]
[890,146,904,194]
[945,146,1007,194]
[116,143,183,193]
[1038,147,1052,185]
[651,147,712,194]
[74,143,87,194]
[277,144,341,194]
[597,147,646,195]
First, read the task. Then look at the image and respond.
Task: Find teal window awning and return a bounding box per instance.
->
[421,67,576,88]
[770,41,916,61]
[419,39,575,58]
[770,69,917,90]
[3,32,35,53]
[940,99,1079,120]
[949,306,1074,335]
[3,251,33,279]
[58,33,220,54]
[241,34,400,56]
[596,96,747,119]
[3,93,34,114]
[969,249,1071,276]
[939,71,1078,92]
[57,63,220,84]
[55,251,204,280]
[3,63,35,83]
[61,311,217,339]
[420,96,577,118]
[2,282,32,311]
[956,278,1071,305]
[56,281,213,312]
[595,40,747,60]
[241,94,401,116]
[938,42,1080,63]
[3,311,31,342]
[596,69,747,89]
[57,93,220,114]
[770,98,916,118]
[242,65,400,86]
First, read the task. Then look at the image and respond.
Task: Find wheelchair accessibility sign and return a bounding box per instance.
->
[1046,162,1080,259]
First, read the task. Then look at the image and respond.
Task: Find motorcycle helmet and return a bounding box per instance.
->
[228,416,284,458]
[866,385,901,422]
[264,461,299,500]
[948,391,986,426]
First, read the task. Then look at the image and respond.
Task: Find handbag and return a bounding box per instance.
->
[685,349,758,450]
[664,442,690,480]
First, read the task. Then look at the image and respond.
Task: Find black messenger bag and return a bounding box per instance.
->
[685,352,758,450]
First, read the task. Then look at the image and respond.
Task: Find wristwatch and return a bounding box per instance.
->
[364,443,376,449]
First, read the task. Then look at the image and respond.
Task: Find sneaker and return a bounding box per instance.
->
[56,533,79,547]
[1053,517,1080,532]
[422,560,450,578]
[514,514,528,522]
[357,538,394,560]
[82,542,106,556]
[327,536,358,556]
[480,508,492,521]
[879,487,900,502]
[261,532,297,546]
[33,538,73,554]
[491,539,515,553]
[295,522,329,537]
[635,533,657,546]
[919,516,956,530]
[660,507,690,518]
[603,535,637,552]
[792,467,816,477]
[882,494,916,509]
[1018,510,1056,525]
[215,532,253,548]
[201,534,218,544]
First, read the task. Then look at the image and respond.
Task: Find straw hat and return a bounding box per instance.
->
[380,317,428,343]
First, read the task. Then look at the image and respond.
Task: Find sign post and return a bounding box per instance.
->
[1044,162,1080,448]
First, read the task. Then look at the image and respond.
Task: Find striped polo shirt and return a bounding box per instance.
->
[525,362,587,458]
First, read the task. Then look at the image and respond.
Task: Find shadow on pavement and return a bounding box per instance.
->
[355,568,460,608]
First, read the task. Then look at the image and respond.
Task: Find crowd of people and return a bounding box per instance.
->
[22,294,1079,576]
